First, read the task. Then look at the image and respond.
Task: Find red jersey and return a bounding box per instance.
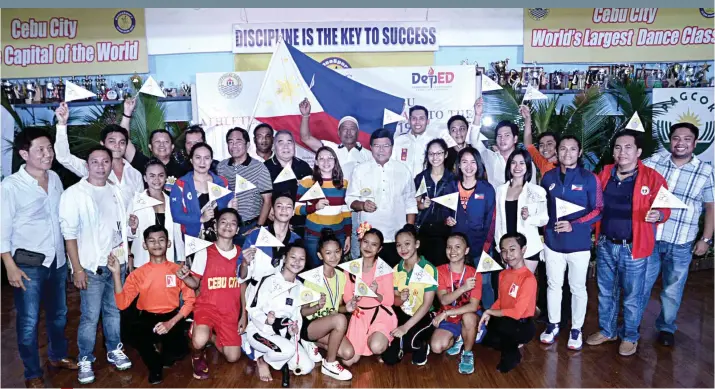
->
[436,264,482,324]
[491,266,536,320]
[191,244,242,316]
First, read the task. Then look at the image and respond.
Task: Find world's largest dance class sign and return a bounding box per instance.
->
[1,8,149,78]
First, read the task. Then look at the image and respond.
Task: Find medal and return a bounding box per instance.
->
[449,265,466,318]
[324,267,340,313]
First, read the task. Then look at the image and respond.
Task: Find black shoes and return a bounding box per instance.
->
[149,370,163,385]
[658,331,675,347]
[411,344,430,366]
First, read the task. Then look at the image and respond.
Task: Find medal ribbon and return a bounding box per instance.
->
[449,266,466,308]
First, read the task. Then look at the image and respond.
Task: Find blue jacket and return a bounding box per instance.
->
[238,225,301,281]
[169,171,231,238]
[541,166,603,254]
[452,180,496,254]
[414,168,458,227]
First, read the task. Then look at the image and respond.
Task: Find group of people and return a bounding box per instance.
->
[2,94,712,388]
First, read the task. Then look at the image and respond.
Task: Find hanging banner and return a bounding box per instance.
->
[195,66,475,163]
[652,87,714,163]
[523,8,714,63]
[234,51,434,71]
[233,22,439,53]
[1,8,148,78]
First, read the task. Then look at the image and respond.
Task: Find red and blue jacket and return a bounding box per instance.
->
[451,179,496,254]
[542,166,603,254]
[169,171,231,238]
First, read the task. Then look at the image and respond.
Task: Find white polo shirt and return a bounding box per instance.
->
[323,140,373,184]
[469,124,536,187]
[391,131,435,178]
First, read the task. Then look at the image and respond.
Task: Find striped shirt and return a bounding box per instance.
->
[295,177,352,237]
[216,156,272,221]
[644,152,715,244]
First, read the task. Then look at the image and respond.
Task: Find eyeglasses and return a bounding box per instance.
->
[428,151,445,157]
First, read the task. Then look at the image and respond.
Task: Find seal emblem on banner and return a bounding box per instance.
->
[114,10,136,34]
[321,57,352,70]
[528,8,550,21]
[700,8,714,18]
[217,73,243,99]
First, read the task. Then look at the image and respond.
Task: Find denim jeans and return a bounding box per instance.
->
[78,264,125,362]
[596,238,647,343]
[641,240,694,334]
[304,233,346,270]
[14,260,69,379]
[474,251,495,309]
[350,215,361,260]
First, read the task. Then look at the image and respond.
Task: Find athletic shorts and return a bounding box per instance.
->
[193,307,241,348]
[438,321,462,338]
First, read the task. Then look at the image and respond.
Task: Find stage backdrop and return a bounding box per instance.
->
[195,65,475,165]
[653,87,714,163]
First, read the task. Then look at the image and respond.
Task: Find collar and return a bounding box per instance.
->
[338,142,363,151]
[669,153,700,168]
[610,165,639,182]
[397,256,428,273]
[17,164,47,185]
[228,155,252,167]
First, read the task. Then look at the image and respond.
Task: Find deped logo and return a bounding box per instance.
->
[411,67,454,88]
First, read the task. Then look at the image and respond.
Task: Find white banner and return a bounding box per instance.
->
[232,22,439,53]
[652,87,714,163]
[196,65,475,164]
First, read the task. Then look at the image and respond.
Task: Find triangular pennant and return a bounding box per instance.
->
[374,258,394,278]
[132,193,163,212]
[415,177,428,197]
[354,276,378,298]
[235,174,257,193]
[481,75,503,92]
[208,182,232,203]
[523,85,547,101]
[556,197,585,219]
[383,108,406,126]
[339,258,363,277]
[64,81,96,102]
[432,192,460,211]
[625,112,645,132]
[138,76,166,98]
[315,205,344,216]
[252,247,277,277]
[269,277,297,297]
[439,129,458,148]
[650,186,689,209]
[298,266,325,287]
[525,186,545,204]
[408,263,438,286]
[273,165,297,184]
[297,284,321,305]
[299,182,326,202]
[184,235,213,257]
[255,227,285,248]
[476,251,503,273]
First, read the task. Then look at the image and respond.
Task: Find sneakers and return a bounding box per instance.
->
[148,370,163,385]
[585,331,618,346]
[657,331,675,347]
[77,357,95,384]
[191,352,209,380]
[540,323,560,344]
[458,350,475,375]
[447,336,463,356]
[618,341,638,356]
[106,343,132,370]
[411,344,430,366]
[475,323,487,344]
[321,360,352,381]
[567,328,583,350]
[301,340,323,363]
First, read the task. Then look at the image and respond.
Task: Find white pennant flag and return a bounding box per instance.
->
[64,81,96,102]
[235,174,257,193]
[439,129,458,148]
[299,182,326,202]
[354,276,378,298]
[298,266,326,287]
[274,165,297,184]
[208,182,232,203]
[138,76,166,98]
[339,258,363,277]
[476,251,503,273]
[269,277,297,298]
[556,197,585,220]
[409,263,438,286]
[383,108,406,126]
[374,258,394,278]
[415,177,428,197]
[523,85,548,101]
[132,193,163,212]
[184,235,213,257]
[315,205,344,216]
[297,284,321,305]
[432,192,460,211]
[255,227,285,248]
[252,247,277,278]
[480,75,503,92]
[625,112,645,132]
[650,186,688,209]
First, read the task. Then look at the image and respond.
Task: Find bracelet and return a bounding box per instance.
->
[74,269,84,274]
[123,113,132,119]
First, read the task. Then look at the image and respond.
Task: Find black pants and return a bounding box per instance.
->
[382,308,435,365]
[125,309,189,373]
[483,316,535,363]
[417,223,450,267]
[380,243,401,268]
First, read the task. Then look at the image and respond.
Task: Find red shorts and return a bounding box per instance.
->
[192,307,241,348]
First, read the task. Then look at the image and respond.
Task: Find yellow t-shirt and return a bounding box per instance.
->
[393,257,438,316]
[304,268,347,320]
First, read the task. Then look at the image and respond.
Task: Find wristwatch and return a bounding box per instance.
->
[702,237,713,246]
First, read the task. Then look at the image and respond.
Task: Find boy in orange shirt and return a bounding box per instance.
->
[108,224,196,385]
[478,232,536,373]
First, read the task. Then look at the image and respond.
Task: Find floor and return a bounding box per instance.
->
[1,270,712,388]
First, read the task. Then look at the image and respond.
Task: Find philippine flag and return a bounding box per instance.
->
[252,41,406,149]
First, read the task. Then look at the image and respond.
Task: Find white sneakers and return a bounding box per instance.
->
[567,328,583,350]
[540,323,560,344]
[302,340,324,363]
[321,360,352,381]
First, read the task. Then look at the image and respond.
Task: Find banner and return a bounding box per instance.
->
[195,66,475,163]
[1,8,148,78]
[234,51,434,71]
[233,22,439,53]
[523,8,714,63]
[652,88,714,163]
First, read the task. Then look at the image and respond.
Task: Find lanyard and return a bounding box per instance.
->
[324,269,340,311]
[449,266,466,307]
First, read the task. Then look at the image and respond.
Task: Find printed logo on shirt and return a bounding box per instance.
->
[571,184,583,191]
[474,193,485,200]
[187,192,193,200]
[207,276,240,290]
[641,186,650,195]
[549,183,555,191]
[401,148,408,161]
[286,297,294,306]
[508,283,519,298]
[166,275,177,287]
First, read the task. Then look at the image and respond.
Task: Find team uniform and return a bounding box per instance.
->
[435,264,483,338]
[301,267,348,341]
